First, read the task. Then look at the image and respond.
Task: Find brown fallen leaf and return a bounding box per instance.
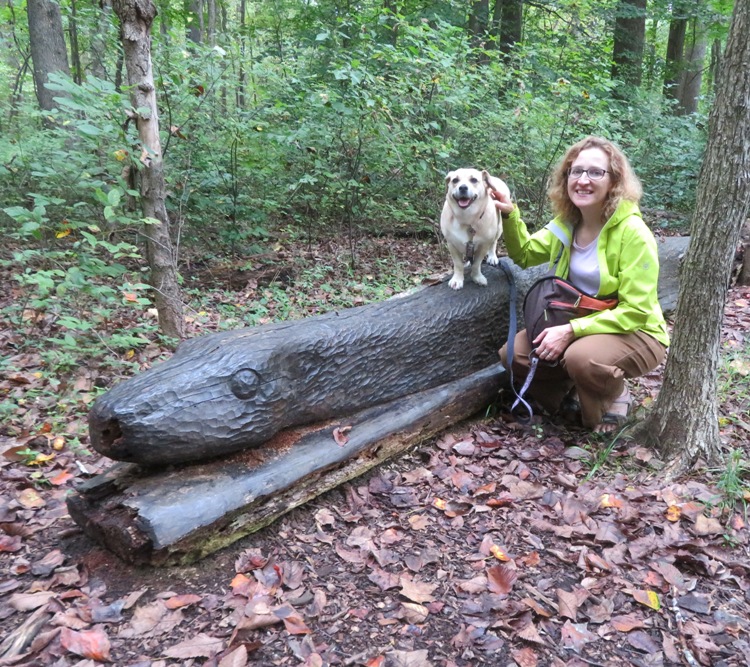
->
[488,564,517,595]
[218,645,248,667]
[273,604,311,634]
[164,593,203,609]
[627,629,661,653]
[60,627,111,662]
[516,621,546,645]
[610,613,646,632]
[521,597,552,618]
[163,632,224,659]
[0,534,23,553]
[385,649,431,667]
[31,549,65,576]
[631,589,661,610]
[17,487,46,509]
[560,621,597,652]
[399,576,437,603]
[557,589,580,621]
[693,513,723,535]
[401,602,429,623]
[511,646,538,667]
[9,591,56,611]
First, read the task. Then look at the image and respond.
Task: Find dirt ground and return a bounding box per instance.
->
[2,237,750,667]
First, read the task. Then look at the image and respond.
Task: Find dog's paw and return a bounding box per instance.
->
[471,273,488,287]
[449,275,464,290]
[485,254,500,266]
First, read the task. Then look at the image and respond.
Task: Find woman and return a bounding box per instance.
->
[491,136,669,433]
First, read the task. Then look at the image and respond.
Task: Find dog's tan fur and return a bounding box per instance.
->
[440,168,509,289]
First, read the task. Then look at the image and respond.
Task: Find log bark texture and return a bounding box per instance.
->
[88,236,688,467]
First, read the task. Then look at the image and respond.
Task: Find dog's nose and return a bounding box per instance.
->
[457,184,469,194]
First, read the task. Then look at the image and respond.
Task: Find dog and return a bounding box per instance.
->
[440,168,509,289]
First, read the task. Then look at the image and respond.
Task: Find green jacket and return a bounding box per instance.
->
[503,200,670,347]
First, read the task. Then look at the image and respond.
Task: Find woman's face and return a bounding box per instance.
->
[567,147,612,215]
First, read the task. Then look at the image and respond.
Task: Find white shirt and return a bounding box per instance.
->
[569,234,600,295]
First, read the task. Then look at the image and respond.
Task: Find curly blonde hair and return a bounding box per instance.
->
[547,136,642,226]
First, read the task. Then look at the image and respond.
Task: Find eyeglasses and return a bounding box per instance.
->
[568,167,609,181]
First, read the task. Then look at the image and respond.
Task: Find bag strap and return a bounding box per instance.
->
[503,243,565,422]
[497,258,536,422]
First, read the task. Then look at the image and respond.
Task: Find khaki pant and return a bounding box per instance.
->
[499,330,667,428]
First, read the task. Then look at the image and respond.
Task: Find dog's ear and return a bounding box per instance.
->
[445,171,454,189]
[482,170,492,188]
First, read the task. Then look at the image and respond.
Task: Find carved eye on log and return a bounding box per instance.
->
[229,369,262,400]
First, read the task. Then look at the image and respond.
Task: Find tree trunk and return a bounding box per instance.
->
[663,7,687,102]
[468,0,490,45]
[68,0,82,84]
[26,0,71,112]
[237,0,246,109]
[611,0,646,87]
[113,0,185,340]
[677,19,707,115]
[495,0,522,55]
[206,0,216,46]
[638,0,750,475]
[89,0,114,80]
[186,0,203,44]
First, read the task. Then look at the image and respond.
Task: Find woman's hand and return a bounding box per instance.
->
[489,181,515,217]
[533,324,575,362]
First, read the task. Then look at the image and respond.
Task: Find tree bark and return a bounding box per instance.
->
[26,0,71,112]
[495,0,522,55]
[663,6,687,102]
[69,364,507,565]
[638,0,750,475]
[468,0,490,45]
[186,0,203,44]
[611,0,646,87]
[113,0,185,339]
[89,0,114,80]
[677,19,707,115]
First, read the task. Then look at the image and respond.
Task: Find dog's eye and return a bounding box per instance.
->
[452,177,459,184]
[470,177,478,183]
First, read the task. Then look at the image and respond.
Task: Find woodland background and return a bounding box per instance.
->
[2,1,750,666]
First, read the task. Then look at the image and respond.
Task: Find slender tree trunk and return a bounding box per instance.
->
[186,0,203,44]
[677,19,707,115]
[468,0,490,45]
[113,0,185,340]
[90,0,114,80]
[26,0,71,112]
[663,8,687,101]
[611,0,646,87]
[68,0,82,84]
[237,0,245,109]
[495,0,522,55]
[206,0,216,46]
[639,0,750,475]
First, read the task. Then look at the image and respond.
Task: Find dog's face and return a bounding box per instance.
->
[445,168,490,211]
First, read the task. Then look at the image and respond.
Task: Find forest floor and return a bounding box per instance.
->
[1,232,750,667]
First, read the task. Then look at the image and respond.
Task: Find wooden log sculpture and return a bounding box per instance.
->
[88,261,537,466]
[70,236,689,564]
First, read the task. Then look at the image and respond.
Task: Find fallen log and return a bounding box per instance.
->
[68,363,506,565]
[69,236,689,564]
